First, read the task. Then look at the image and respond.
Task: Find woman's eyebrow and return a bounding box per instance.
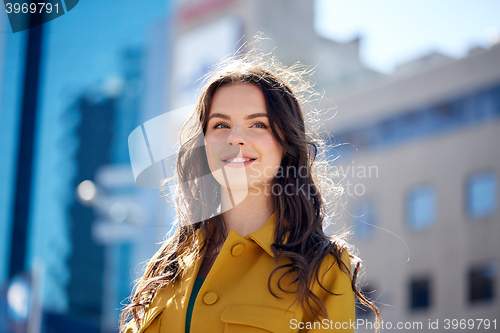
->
[208,112,268,121]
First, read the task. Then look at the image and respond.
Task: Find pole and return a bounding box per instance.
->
[8,4,45,279]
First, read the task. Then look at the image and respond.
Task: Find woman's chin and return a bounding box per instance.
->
[220,181,251,192]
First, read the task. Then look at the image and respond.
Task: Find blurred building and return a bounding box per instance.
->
[329,44,500,331]
[47,44,165,333]
[67,88,118,327]
[89,41,173,333]
[170,0,382,109]
[0,1,172,332]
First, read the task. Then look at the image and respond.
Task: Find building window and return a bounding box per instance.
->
[467,171,497,219]
[409,277,431,310]
[407,186,436,231]
[352,201,376,239]
[469,263,496,303]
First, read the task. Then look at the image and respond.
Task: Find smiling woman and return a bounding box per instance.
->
[120,50,380,333]
[204,83,285,209]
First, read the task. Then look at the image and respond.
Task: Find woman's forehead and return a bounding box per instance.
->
[209,82,267,117]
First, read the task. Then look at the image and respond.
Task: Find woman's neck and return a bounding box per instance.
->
[219,186,275,237]
[197,191,274,279]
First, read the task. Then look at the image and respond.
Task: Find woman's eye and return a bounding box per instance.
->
[214,122,229,129]
[252,122,267,129]
[213,122,267,129]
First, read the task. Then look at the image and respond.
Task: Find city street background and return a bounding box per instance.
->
[0,0,499,332]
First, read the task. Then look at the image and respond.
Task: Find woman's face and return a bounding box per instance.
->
[204,82,284,193]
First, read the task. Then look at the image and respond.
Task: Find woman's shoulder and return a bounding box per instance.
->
[313,246,353,292]
[298,245,355,326]
[123,302,165,333]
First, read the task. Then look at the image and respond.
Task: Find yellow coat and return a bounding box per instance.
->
[126,212,355,333]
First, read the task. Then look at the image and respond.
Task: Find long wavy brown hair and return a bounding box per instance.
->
[120,49,380,332]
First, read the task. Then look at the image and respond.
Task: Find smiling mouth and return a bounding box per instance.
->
[222,157,257,163]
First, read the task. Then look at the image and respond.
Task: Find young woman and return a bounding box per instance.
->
[121,53,379,333]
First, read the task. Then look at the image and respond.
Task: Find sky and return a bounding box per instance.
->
[315,0,500,74]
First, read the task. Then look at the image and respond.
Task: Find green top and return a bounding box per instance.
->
[185,276,205,333]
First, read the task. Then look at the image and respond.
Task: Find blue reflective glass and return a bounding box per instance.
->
[407,186,436,231]
[468,172,497,218]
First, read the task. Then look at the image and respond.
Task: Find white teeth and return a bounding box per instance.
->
[224,157,254,163]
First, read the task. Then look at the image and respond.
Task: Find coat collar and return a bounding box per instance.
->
[245,211,278,258]
[147,212,280,312]
[195,211,279,258]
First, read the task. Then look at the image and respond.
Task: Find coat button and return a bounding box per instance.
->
[203,292,218,305]
[231,244,245,257]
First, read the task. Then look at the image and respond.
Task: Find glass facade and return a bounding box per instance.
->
[0,0,172,330]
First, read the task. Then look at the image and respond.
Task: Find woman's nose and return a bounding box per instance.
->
[226,127,246,145]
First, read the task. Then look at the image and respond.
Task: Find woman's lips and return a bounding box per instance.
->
[222,159,256,168]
